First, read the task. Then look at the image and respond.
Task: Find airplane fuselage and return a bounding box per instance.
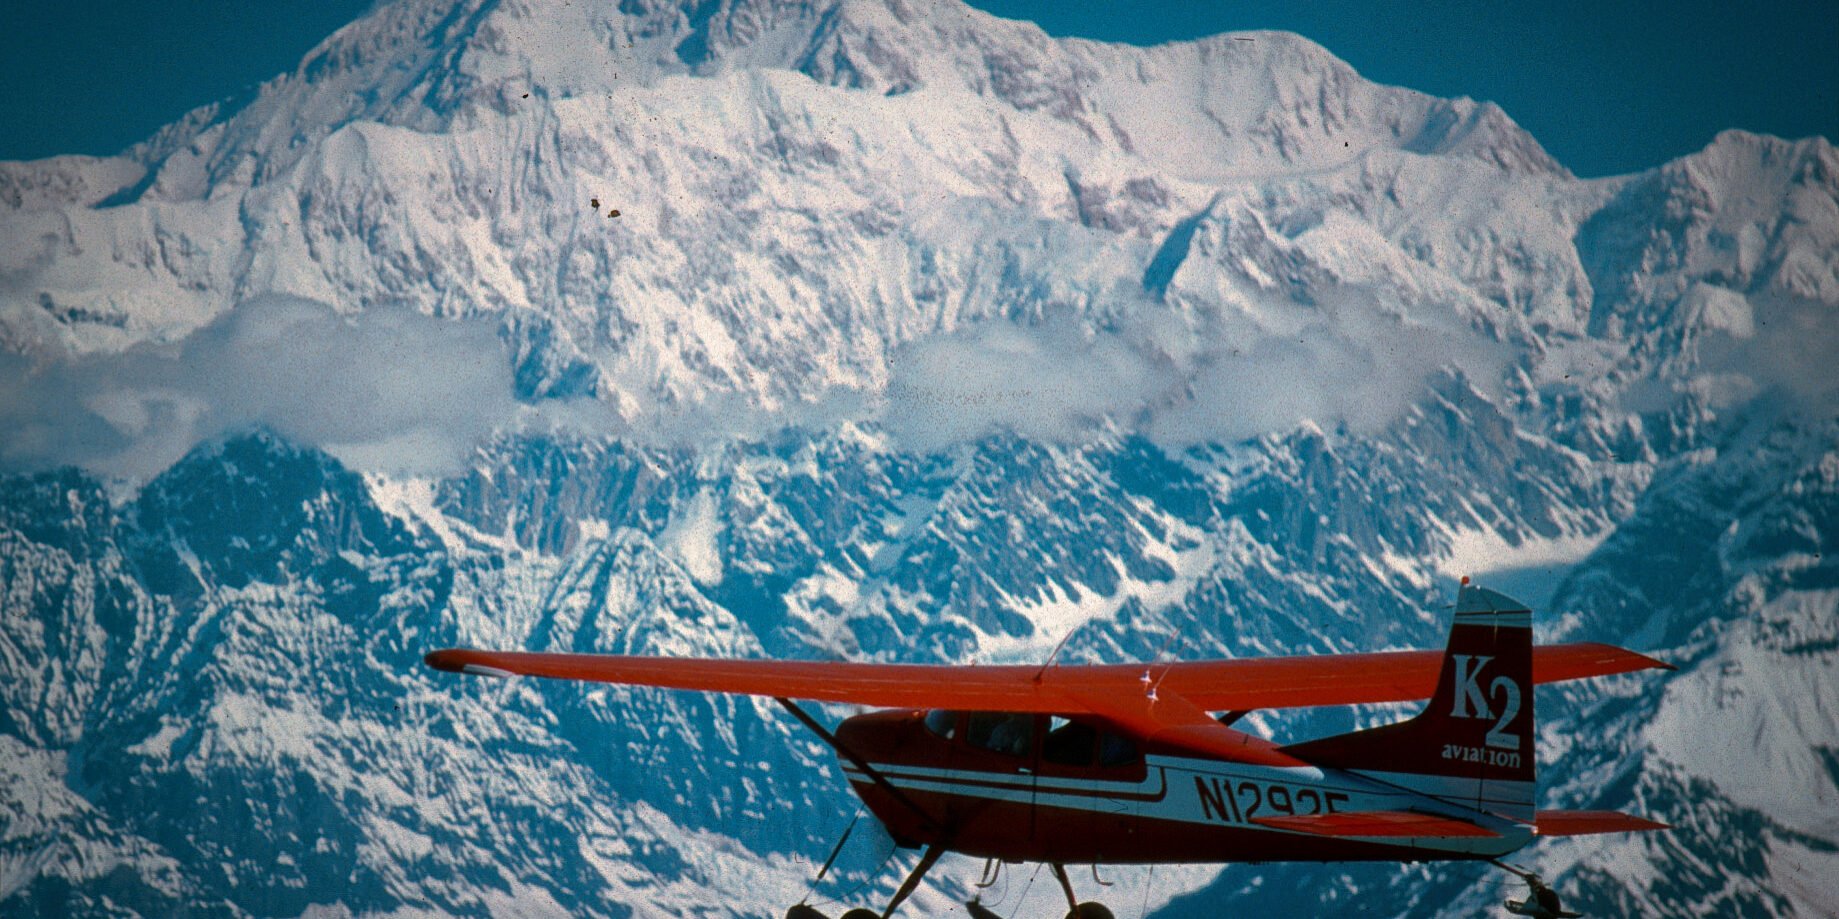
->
[834,708,1533,865]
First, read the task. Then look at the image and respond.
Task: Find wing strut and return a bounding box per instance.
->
[774,698,943,839]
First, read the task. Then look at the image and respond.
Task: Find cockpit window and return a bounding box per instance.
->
[1097,730,1139,767]
[1042,716,1098,766]
[965,712,1032,757]
[923,709,959,739]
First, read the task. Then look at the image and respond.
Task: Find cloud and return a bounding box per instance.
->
[0,286,1520,482]
[1619,291,1839,420]
[880,315,1157,453]
[0,296,523,481]
[880,286,1512,453]
[1703,294,1839,415]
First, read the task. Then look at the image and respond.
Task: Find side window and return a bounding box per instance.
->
[1042,716,1098,767]
[924,709,959,739]
[1097,730,1139,767]
[965,712,1033,757]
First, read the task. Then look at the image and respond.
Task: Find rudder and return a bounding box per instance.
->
[1280,583,1536,821]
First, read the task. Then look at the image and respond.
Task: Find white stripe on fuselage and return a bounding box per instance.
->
[843,760,1162,795]
[1345,768,1536,819]
[843,754,1531,856]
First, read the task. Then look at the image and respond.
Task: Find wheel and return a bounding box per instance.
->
[1066,903,1114,919]
[785,905,829,919]
[964,898,1005,919]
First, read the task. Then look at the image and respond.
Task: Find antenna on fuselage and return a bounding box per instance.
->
[1141,627,1186,701]
[1033,625,1081,683]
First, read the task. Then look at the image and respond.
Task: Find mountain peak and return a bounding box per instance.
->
[102,0,1565,205]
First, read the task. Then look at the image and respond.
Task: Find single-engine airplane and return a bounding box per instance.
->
[426,582,1671,919]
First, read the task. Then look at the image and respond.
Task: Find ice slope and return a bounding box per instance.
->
[5,414,1833,918]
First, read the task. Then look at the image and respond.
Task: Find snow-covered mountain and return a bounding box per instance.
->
[2,0,1835,917]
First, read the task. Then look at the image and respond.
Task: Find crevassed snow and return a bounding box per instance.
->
[1434,521,1608,597]
[125,720,186,759]
[660,487,725,586]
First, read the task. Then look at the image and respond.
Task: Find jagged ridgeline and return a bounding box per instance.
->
[2,0,1836,917]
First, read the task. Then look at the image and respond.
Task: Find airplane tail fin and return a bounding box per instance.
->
[1281,583,1536,821]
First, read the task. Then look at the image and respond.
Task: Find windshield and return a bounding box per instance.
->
[923,709,958,738]
[965,712,1032,756]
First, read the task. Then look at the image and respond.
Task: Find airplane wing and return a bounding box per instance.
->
[423,641,1668,714]
[424,650,1061,710]
[1159,641,1669,710]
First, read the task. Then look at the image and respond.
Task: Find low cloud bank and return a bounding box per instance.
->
[0,296,521,481]
[1,288,1523,482]
[1698,294,1839,415]
[9,281,1824,486]
[1618,291,1839,420]
[880,289,1512,453]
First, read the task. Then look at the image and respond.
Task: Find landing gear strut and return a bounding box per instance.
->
[1049,863,1114,919]
[880,844,947,919]
[1492,860,1582,919]
[796,852,1118,919]
[963,862,1113,919]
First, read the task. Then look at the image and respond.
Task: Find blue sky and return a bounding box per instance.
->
[0,0,1832,176]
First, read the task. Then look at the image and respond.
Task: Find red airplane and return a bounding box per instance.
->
[426,582,1671,919]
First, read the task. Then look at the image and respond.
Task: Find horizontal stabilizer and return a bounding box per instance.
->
[1535,810,1670,835]
[1250,810,1500,839]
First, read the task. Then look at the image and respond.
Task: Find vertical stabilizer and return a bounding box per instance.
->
[1280,583,1536,821]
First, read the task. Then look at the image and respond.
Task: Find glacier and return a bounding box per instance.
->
[2,0,1836,917]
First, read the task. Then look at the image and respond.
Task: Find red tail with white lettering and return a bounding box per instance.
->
[1281,583,1536,821]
